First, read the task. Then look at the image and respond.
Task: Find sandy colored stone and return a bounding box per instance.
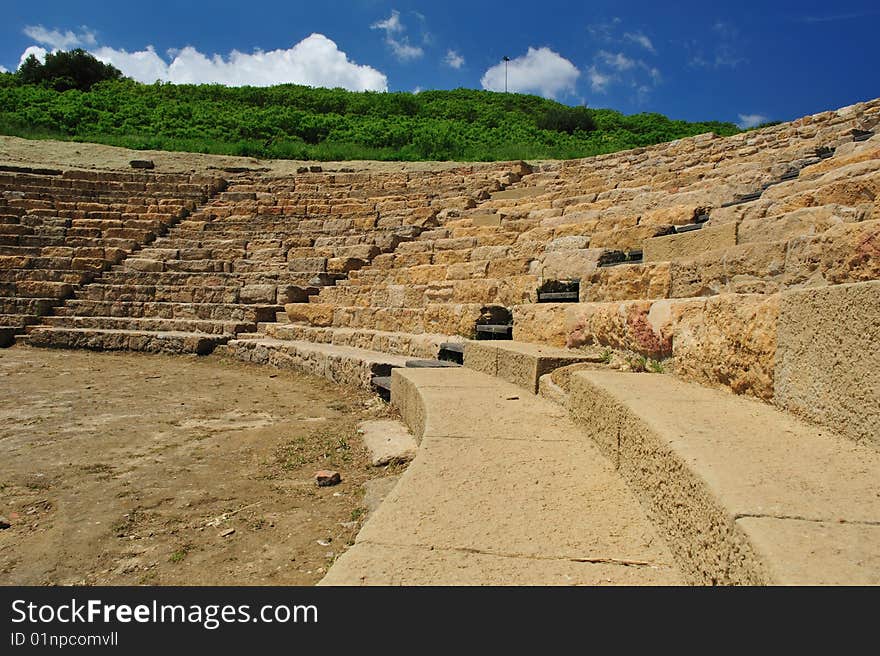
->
[568,368,880,584]
[285,303,334,327]
[644,222,737,262]
[565,299,704,359]
[783,219,880,287]
[590,225,670,251]
[464,339,601,393]
[738,204,868,244]
[323,367,681,585]
[583,262,671,302]
[512,302,570,347]
[540,249,603,281]
[672,293,778,400]
[358,419,417,466]
[774,281,879,447]
[637,204,705,227]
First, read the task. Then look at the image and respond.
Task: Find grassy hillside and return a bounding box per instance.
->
[0,73,741,161]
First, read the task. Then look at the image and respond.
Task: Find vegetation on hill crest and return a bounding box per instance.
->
[0,49,741,161]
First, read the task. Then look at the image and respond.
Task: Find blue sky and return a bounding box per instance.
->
[2,0,878,127]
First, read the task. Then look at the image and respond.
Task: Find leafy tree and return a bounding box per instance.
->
[16,48,123,92]
[536,105,596,134]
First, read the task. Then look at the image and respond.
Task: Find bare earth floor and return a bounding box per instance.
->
[0,346,396,586]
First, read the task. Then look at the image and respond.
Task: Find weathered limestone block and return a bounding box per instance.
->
[328,257,367,274]
[512,303,570,347]
[0,255,32,269]
[286,303,334,327]
[369,254,395,269]
[394,253,433,268]
[669,241,786,298]
[797,145,879,177]
[446,261,488,280]
[672,293,779,400]
[738,204,869,244]
[540,249,604,281]
[288,257,327,272]
[783,219,880,287]
[545,236,591,250]
[774,281,879,447]
[592,224,675,251]
[431,249,470,265]
[239,284,277,304]
[582,262,672,302]
[565,299,701,358]
[423,303,483,336]
[396,241,433,254]
[124,258,165,272]
[452,279,498,303]
[71,257,106,272]
[644,222,738,262]
[769,165,880,213]
[471,245,511,260]
[471,213,501,227]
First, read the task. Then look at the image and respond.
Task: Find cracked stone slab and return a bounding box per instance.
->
[322,367,681,585]
[320,542,680,586]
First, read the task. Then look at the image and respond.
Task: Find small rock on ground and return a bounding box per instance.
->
[315,470,341,487]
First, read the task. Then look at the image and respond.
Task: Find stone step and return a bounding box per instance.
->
[568,368,880,584]
[321,366,682,585]
[27,326,228,355]
[464,339,605,393]
[222,337,411,390]
[0,313,40,329]
[0,296,58,315]
[76,283,243,304]
[284,302,491,336]
[0,268,94,284]
[0,280,74,299]
[57,300,280,322]
[256,322,459,360]
[102,270,285,285]
[42,315,254,335]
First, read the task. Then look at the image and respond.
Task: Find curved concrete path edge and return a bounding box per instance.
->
[320,367,683,585]
[568,369,880,585]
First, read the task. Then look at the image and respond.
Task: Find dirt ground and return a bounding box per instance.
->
[0,134,518,176]
[0,346,401,586]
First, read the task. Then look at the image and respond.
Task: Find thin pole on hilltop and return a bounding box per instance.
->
[503,56,510,93]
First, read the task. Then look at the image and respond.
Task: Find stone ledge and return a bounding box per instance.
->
[568,368,880,584]
[463,339,603,393]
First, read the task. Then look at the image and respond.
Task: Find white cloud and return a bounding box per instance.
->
[689,22,747,69]
[370,9,424,62]
[90,45,171,84]
[587,18,622,42]
[23,25,96,51]
[372,10,404,34]
[588,66,611,93]
[19,46,48,68]
[624,31,656,53]
[16,33,388,91]
[737,113,768,129]
[444,49,465,69]
[588,51,661,101]
[0,65,7,73]
[480,47,579,99]
[597,50,636,71]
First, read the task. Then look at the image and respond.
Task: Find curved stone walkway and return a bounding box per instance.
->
[321,367,682,585]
